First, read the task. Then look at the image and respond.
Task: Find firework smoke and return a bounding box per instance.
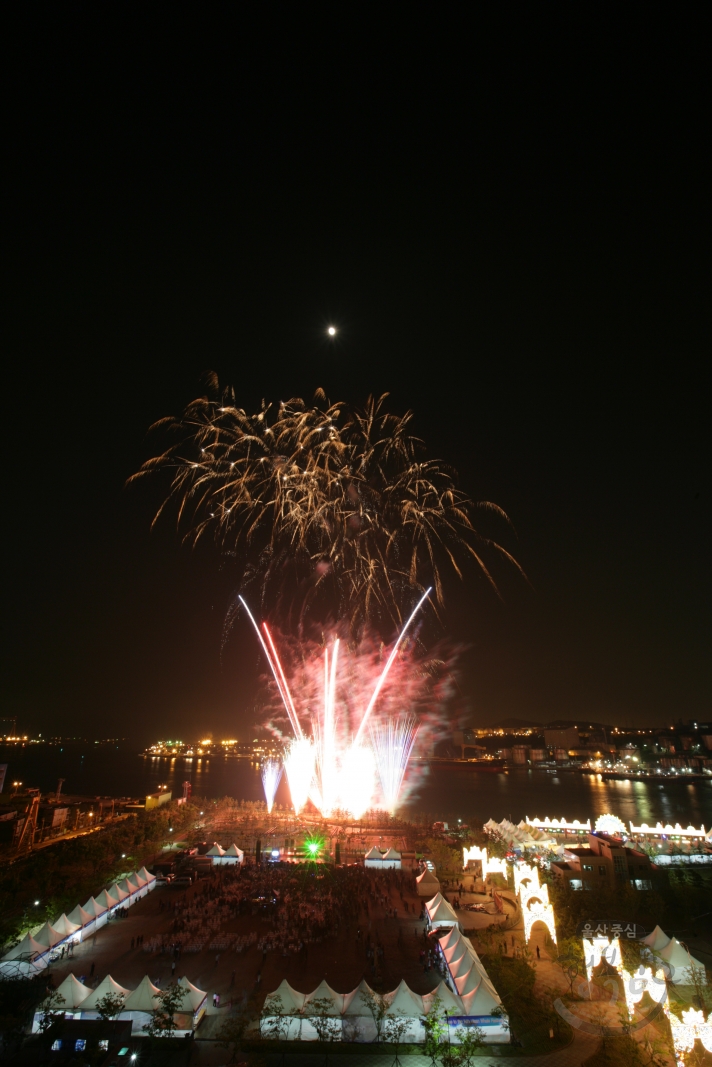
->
[261,759,283,814]
[129,384,523,636]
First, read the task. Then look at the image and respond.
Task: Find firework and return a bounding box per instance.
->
[370,715,419,813]
[129,384,523,635]
[242,593,429,817]
[284,738,315,814]
[260,759,283,814]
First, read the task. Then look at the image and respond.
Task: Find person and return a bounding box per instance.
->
[89,961,95,977]
[536,945,540,959]
[171,961,176,975]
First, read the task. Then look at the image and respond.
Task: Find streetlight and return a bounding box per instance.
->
[327,326,336,337]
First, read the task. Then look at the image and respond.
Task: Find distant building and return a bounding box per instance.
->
[551,832,655,891]
[543,726,579,750]
[529,749,546,762]
[511,745,528,764]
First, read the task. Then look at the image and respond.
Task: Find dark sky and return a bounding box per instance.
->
[3,10,709,742]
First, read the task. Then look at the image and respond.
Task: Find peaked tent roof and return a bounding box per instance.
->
[81,975,131,1011]
[364,846,382,860]
[659,937,705,972]
[265,979,306,1014]
[52,973,91,1010]
[109,882,129,902]
[177,976,208,1012]
[51,914,81,938]
[126,872,147,891]
[1,932,47,961]
[426,895,459,924]
[643,925,671,952]
[417,868,439,885]
[385,979,424,1016]
[461,982,502,1017]
[67,904,93,927]
[304,979,344,1014]
[124,974,161,1012]
[94,887,119,910]
[382,847,401,859]
[136,866,156,883]
[82,896,107,919]
[206,843,226,857]
[343,979,377,1015]
[224,844,244,857]
[439,927,461,954]
[33,921,65,949]
[116,878,134,897]
[422,980,463,1015]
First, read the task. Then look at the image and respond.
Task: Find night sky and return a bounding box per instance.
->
[4,10,709,742]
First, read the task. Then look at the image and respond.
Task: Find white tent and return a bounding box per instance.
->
[263,979,306,1039]
[302,979,344,1040]
[116,877,135,900]
[385,980,425,1041]
[94,886,120,912]
[416,868,440,896]
[176,975,208,1028]
[52,914,82,941]
[32,973,90,1030]
[643,925,671,952]
[80,975,131,1015]
[67,904,94,932]
[81,896,108,929]
[207,843,227,865]
[422,980,463,1016]
[32,921,66,950]
[124,974,161,1012]
[381,847,402,870]
[109,881,129,904]
[342,979,379,1041]
[659,937,707,985]
[425,892,460,929]
[364,846,383,868]
[136,866,156,888]
[224,843,244,864]
[1,931,48,962]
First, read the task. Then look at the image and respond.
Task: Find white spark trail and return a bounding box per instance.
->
[370,715,419,812]
[261,759,283,814]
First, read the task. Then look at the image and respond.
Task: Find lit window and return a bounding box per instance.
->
[51,1039,62,1051]
[98,1039,109,1050]
[75,1039,87,1051]
[118,1048,130,1056]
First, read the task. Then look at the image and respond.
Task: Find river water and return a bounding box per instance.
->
[3,742,712,829]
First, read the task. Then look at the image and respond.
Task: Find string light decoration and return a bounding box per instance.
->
[666,1007,712,1066]
[513,861,557,945]
[462,845,508,878]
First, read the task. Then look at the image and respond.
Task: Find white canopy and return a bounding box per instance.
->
[658,938,706,984]
[224,843,244,858]
[136,866,156,884]
[124,975,161,1012]
[116,878,134,898]
[382,847,401,860]
[343,979,377,1016]
[177,976,208,1013]
[67,904,93,928]
[1,931,47,961]
[52,914,81,938]
[81,974,131,1011]
[52,973,91,1010]
[422,980,463,1015]
[304,979,344,1014]
[265,979,306,1014]
[127,871,147,891]
[364,846,382,859]
[82,896,107,920]
[206,843,225,857]
[425,892,460,926]
[109,882,129,903]
[643,925,671,952]
[385,979,424,1016]
[94,887,119,910]
[33,922,66,949]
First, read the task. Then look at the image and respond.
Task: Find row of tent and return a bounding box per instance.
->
[33,973,207,1036]
[424,892,459,928]
[364,847,402,869]
[435,925,508,1034]
[206,842,244,864]
[0,867,157,977]
[484,818,556,850]
[643,926,707,985]
[262,975,508,1044]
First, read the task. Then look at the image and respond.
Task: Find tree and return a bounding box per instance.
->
[305,996,340,1065]
[143,982,185,1038]
[359,986,388,1046]
[37,988,66,1032]
[556,936,585,998]
[421,997,448,1065]
[382,1009,411,1066]
[96,991,125,1021]
[451,1024,485,1067]
[219,995,259,1065]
